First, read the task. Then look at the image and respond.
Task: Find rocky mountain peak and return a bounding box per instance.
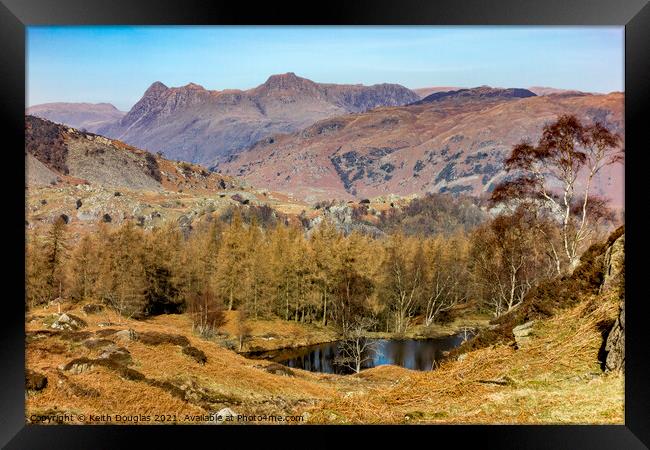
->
[261,72,316,91]
[181,82,206,91]
[143,81,169,97]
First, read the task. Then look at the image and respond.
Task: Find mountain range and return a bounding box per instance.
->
[26,75,624,208]
[42,73,419,166]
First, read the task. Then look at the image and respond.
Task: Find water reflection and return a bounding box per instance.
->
[261,333,471,374]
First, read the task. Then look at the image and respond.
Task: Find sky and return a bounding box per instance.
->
[27,26,624,111]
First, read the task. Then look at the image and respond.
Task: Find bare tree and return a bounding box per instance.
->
[470,211,546,317]
[188,291,226,338]
[381,235,422,334]
[334,317,381,374]
[421,236,468,326]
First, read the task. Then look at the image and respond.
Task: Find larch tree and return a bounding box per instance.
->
[380,234,423,334]
[310,220,341,326]
[215,210,247,310]
[421,233,469,326]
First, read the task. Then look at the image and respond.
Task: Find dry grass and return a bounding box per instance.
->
[26,293,623,425]
[305,294,623,424]
[26,302,336,424]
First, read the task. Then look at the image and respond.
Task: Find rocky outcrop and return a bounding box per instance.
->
[49,313,87,331]
[604,303,624,372]
[601,231,625,372]
[415,86,536,105]
[82,303,104,315]
[512,320,536,349]
[600,232,625,294]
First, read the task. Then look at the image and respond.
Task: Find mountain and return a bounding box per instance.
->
[413,86,464,99]
[26,102,126,133]
[96,73,420,165]
[216,87,624,207]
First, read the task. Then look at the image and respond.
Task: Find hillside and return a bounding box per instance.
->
[25,229,624,424]
[26,102,126,133]
[25,115,314,233]
[216,88,624,205]
[94,73,419,165]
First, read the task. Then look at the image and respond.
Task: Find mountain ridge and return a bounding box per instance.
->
[93,73,420,165]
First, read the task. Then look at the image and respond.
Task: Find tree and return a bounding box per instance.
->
[242,217,272,319]
[491,114,622,271]
[187,290,226,338]
[330,232,374,332]
[142,224,183,315]
[214,210,247,310]
[68,233,100,301]
[96,222,148,319]
[334,317,380,374]
[380,234,422,333]
[27,216,70,307]
[469,210,547,317]
[421,233,469,326]
[310,220,341,326]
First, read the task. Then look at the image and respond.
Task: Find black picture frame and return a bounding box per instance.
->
[2,0,648,447]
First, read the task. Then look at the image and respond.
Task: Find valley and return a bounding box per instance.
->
[24,83,625,426]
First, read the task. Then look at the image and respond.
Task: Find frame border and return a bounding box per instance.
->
[2,0,648,447]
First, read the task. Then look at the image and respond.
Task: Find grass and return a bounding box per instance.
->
[25,291,623,425]
[304,293,623,424]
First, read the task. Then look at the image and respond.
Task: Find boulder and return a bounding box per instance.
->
[82,338,115,349]
[601,232,625,373]
[512,320,536,349]
[99,345,133,366]
[115,329,138,342]
[231,193,250,205]
[212,407,238,424]
[260,362,294,377]
[50,313,87,331]
[601,233,625,293]
[182,346,207,365]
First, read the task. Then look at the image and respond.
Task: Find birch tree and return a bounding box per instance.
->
[491,115,622,272]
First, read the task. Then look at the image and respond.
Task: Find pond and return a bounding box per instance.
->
[252,331,474,374]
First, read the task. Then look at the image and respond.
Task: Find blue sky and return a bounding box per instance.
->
[27,26,624,111]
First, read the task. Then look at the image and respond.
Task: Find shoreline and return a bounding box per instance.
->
[239,313,491,357]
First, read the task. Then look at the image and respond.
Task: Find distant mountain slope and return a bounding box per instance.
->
[413,86,536,105]
[96,73,420,165]
[216,88,624,206]
[413,86,464,99]
[528,86,589,96]
[26,102,126,133]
